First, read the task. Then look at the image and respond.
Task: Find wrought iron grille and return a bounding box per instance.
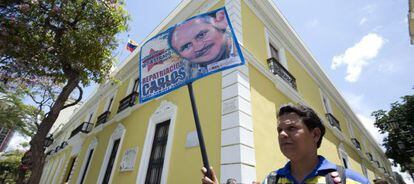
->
[351,138,362,150]
[117,92,139,113]
[326,113,341,131]
[96,111,111,127]
[267,57,297,90]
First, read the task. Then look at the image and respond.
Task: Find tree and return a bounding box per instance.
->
[372,94,414,180]
[0,83,40,137]
[0,0,128,183]
[0,150,25,184]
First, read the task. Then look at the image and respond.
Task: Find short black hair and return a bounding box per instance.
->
[277,104,325,148]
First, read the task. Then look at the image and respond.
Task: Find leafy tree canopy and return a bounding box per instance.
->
[372,94,414,179]
[0,0,129,183]
[0,83,39,137]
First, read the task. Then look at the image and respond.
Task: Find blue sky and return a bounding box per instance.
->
[111,0,413,145]
[7,0,413,182]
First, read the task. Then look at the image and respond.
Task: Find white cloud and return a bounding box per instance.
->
[359,17,367,25]
[331,33,385,82]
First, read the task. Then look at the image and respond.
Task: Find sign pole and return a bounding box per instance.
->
[187,82,212,179]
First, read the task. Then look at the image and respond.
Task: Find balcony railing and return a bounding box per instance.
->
[326,113,341,131]
[267,57,297,90]
[96,111,111,127]
[351,138,362,150]
[374,160,381,168]
[366,152,373,161]
[118,92,139,113]
[69,122,94,139]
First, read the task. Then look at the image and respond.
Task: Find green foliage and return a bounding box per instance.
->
[0,1,129,182]
[0,0,129,85]
[372,94,414,176]
[0,84,39,137]
[0,150,24,184]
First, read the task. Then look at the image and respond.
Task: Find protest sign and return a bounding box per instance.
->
[139,7,245,103]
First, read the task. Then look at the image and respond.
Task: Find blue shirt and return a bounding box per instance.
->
[263,156,370,184]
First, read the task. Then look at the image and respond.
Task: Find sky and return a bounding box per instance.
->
[6,0,413,182]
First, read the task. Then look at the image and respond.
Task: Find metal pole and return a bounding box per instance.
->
[187,82,212,179]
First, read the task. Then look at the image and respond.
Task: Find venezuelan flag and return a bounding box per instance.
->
[126,39,138,52]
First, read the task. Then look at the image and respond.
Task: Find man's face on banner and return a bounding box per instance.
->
[170,17,228,65]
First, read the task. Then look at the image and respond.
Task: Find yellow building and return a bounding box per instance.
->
[40,0,394,183]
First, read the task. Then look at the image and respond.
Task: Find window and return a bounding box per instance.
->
[270,44,280,62]
[97,124,125,184]
[321,92,333,114]
[132,78,139,93]
[265,28,287,68]
[87,113,94,123]
[136,101,177,184]
[79,149,94,184]
[77,138,97,184]
[338,143,349,169]
[106,97,114,112]
[361,164,368,177]
[342,158,348,168]
[102,139,120,184]
[64,156,77,183]
[145,120,170,184]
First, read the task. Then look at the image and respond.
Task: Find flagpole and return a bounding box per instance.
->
[187,82,212,179]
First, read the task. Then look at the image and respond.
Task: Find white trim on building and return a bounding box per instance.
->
[136,100,177,184]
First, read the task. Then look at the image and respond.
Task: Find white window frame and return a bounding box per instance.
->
[136,101,177,184]
[338,143,350,169]
[51,153,67,184]
[104,94,115,113]
[44,157,60,184]
[76,137,98,184]
[126,77,139,96]
[84,104,98,123]
[97,123,126,184]
[346,119,356,139]
[62,155,77,184]
[40,161,53,184]
[319,89,333,114]
[361,163,368,177]
[265,28,288,68]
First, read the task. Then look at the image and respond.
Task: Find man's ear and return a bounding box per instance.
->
[312,128,321,144]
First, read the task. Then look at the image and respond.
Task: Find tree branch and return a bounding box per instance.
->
[61,84,82,110]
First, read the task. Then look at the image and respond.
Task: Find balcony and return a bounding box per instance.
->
[96,111,111,127]
[374,160,381,168]
[326,113,341,131]
[60,141,68,149]
[69,122,94,139]
[117,92,139,113]
[267,57,297,90]
[366,152,373,161]
[351,138,362,150]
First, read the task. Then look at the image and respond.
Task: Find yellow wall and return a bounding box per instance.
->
[249,64,290,180]
[242,1,268,67]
